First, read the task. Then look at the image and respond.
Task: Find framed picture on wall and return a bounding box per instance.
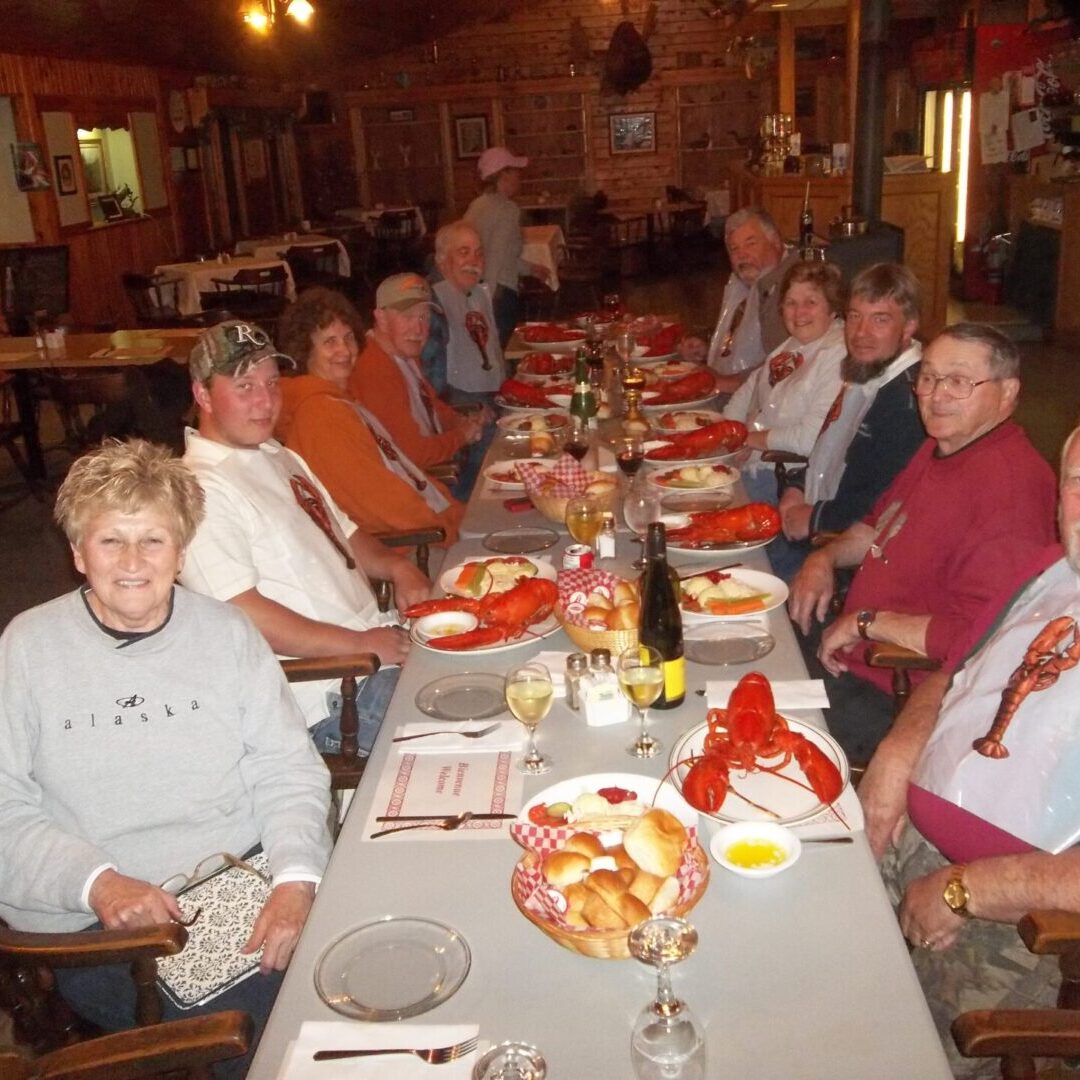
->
[455,115,489,159]
[78,139,108,197]
[54,155,78,196]
[609,113,656,155]
[97,194,124,222]
[11,142,50,191]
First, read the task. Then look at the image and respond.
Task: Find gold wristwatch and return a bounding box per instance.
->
[856,609,876,641]
[942,864,972,918]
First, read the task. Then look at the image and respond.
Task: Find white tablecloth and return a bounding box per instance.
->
[154,257,297,316]
[521,224,564,292]
[234,234,350,278]
[338,205,427,237]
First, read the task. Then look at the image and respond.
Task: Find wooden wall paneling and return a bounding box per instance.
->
[444,96,494,218]
[779,15,796,118]
[438,101,456,223]
[349,107,370,209]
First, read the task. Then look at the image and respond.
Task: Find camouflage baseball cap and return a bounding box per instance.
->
[375,273,436,312]
[189,320,294,382]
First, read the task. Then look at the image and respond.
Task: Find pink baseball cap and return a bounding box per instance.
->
[478,146,528,180]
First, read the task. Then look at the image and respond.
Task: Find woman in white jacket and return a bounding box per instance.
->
[723,260,847,504]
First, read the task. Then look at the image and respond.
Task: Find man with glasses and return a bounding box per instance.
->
[788,322,1058,759]
[681,207,798,394]
[180,320,430,756]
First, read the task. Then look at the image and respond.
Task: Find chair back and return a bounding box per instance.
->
[374,210,418,240]
[121,273,183,325]
[607,215,648,248]
[230,265,287,296]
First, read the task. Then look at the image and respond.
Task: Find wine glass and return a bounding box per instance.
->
[618,645,664,758]
[565,495,604,551]
[616,434,645,481]
[602,292,623,321]
[473,1041,547,1079]
[561,416,591,462]
[623,488,661,569]
[615,329,638,367]
[505,662,554,775]
[628,917,706,1080]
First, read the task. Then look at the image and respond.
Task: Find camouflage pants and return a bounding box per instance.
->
[880,823,1061,1079]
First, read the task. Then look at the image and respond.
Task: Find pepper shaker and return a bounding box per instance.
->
[565,653,588,711]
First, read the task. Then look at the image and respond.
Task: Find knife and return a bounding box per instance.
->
[678,561,743,580]
[375,813,518,822]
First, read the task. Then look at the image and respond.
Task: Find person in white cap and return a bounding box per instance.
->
[465,146,549,348]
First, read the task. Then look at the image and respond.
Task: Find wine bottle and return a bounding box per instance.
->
[637,522,685,710]
[799,181,814,256]
[570,348,597,427]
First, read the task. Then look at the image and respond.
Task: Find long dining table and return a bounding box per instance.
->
[251,420,951,1078]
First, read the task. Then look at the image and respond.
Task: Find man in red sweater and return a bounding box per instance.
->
[788,322,1058,759]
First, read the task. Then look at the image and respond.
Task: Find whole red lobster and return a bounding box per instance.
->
[645,420,747,461]
[666,503,781,548]
[404,578,559,650]
[645,367,718,406]
[498,378,572,409]
[679,672,844,814]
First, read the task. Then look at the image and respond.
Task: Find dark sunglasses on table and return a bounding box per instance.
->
[159,852,270,925]
[912,368,998,399]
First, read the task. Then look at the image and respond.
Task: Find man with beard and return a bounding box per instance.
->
[854,427,1080,1080]
[777,263,926,550]
[682,208,798,393]
[787,321,1057,759]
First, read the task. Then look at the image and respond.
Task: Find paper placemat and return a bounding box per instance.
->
[706,679,829,710]
[393,720,525,754]
[361,750,523,842]
[279,1022,479,1079]
[789,781,864,838]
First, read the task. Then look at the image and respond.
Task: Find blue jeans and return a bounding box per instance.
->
[55,935,283,1078]
[308,665,400,756]
[492,284,520,349]
[444,387,497,501]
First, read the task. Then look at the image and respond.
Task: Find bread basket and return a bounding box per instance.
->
[531,480,620,525]
[510,844,710,960]
[559,617,638,656]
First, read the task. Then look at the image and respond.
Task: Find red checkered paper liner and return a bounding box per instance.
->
[509,828,706,932]
[556,567,630,626]
[515,453,589,498]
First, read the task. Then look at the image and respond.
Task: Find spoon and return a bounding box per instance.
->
[368,811,474,840]
[393,723,500,743]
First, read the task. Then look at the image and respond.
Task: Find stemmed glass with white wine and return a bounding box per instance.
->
[505,662,554,774]
[628,916,706,1079]
[618,644,664,758]
[565,495,604,553]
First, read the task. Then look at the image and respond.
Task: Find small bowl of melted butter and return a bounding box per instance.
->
[710,821,802,878]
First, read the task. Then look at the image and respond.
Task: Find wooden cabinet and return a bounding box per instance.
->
[353,102,445,208]
[501,91,587,203]
[676,81,769,191]
[730,167,954,336]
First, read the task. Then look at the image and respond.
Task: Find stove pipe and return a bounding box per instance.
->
[852,0,891,224]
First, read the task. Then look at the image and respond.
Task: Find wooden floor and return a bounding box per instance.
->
[1,266,1078,634]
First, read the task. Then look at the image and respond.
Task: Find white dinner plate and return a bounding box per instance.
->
[647,360,697,380]
[515,354,575,380]
[679,567,789,622]
[640,392,719,413]
[483,463,526,490]
[666,533,776,556]
[642,440,742,468]
[517,771,696,829]
[634,351,679,365]
[409,612,561,655]
[667,716,850,827]
[648,463,738,492]
[650,409,726,433]
[496,412,569,434]
[438,556,557,598]
[494,396,555,414]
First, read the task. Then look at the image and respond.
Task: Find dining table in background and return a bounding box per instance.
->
[521,224,564,293]
[337,204,428,237]
[153,255,297,316]
[250,448,952,1078]
[0,329,198,483]
[234,233,351,278]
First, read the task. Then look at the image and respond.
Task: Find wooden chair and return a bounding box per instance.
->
[201,266,288,330]
[0,1011,251,1079]
[554,238,602,316]
[282,243,349,295]
[372,211,421,276]
[0,373,41,508]
[37,369,131,452]
[953,910,1080,1079]
[121,274,211,331]
[602,215,649,278]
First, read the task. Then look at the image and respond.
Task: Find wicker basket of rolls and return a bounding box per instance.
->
[531,473,620,524]
[511,808,710,960]
[558,574,640,655]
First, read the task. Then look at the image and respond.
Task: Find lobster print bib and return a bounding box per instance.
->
[913,558,1080,853]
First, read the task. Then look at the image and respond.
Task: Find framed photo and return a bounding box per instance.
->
[79,139,108,197]
[609,112,656,155]
[185,147,200,170]
[455,115,489,159]
[54,154,78,196]
[97,194,124,221]
[388,108,415,123]
[12,141,50,191]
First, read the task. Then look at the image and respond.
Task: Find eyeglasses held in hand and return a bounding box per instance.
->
[159,852,270,897]
[913,370,997,399]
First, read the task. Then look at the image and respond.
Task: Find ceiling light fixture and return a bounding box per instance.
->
[242,0,314,34]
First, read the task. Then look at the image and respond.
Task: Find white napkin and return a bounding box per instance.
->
[278,1022,479,1079]
[394,720,525,753]
[527,651,568,699]
[705,679,829,710]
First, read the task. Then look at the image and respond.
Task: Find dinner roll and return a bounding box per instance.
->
[583,605,613,626]
[543,850,591,888]
[627,869,665,907]
[623,809,687,878]
[648,876,680,915]
[564,882,590,914]
[607,602,639,631]
[564,832,605,859]
[581,889,627,930]
[613,580,638,606]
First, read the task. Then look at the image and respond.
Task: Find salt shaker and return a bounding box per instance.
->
[598,512,616,559]
[565,653,588,711]
[581,648,630,726]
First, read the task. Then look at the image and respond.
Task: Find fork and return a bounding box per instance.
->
[313,1036,479,1063]
[392,722,499,743]
[368,810,474,839]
